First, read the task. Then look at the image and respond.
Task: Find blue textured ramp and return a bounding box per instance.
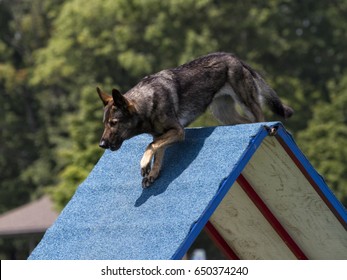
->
[29,123,274,260]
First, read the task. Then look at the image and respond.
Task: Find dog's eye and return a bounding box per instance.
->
[109,119,118,126]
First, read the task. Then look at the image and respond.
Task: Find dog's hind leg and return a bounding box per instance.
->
[141,125,185,188]
[227,62,266,123]
[245,100,265,122]
[210,95,253,125]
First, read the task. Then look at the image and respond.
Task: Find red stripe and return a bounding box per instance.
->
[237,174,308,260]
[204,221,240,260]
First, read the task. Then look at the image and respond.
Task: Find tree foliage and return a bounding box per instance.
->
[297,75,347,205]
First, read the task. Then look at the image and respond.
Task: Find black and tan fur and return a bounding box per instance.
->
[97,52,293,188]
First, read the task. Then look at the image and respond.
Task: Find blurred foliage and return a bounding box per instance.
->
[0,0,346,256]
[297,74,347,205]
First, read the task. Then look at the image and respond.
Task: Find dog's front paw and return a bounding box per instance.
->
[141,168,160,188]
[141,164,151,177]
[140,149,153,177]
[142,176,155,188]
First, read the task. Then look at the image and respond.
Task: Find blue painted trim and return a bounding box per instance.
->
[276,126,347,226]
[171,124,272,259]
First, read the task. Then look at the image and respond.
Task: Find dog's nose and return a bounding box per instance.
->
[99,140,108,149]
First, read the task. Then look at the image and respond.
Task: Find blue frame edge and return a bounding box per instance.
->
[171,124,271,259]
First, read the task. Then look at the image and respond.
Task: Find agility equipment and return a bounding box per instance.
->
[29,122,347,259]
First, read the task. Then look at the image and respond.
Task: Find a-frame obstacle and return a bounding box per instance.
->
[29,122,347,260]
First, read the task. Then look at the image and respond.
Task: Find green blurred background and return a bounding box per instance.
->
[1,0,346,258]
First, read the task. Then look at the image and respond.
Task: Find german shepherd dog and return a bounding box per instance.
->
[97,52,293,188]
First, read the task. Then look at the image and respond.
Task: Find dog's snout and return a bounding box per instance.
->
[99,140,108,149]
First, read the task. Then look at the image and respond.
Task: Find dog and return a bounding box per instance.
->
[97,52,293,188]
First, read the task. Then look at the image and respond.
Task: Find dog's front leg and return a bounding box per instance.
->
[141,148,165,188]
[140,145,155,179]
[140,127,184,188]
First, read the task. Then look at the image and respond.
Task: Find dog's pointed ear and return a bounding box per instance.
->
[112,88,127,111]
[112,88,136,114]
[96,87,112,106]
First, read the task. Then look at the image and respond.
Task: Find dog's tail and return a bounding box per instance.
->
[241,61,294,119]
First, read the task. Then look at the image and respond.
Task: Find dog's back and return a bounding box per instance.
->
[127,52,293,127]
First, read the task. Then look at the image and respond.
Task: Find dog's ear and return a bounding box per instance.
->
[112,88,136,115]
[96,87,112,106]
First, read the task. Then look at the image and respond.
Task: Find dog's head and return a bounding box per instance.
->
[97,87,138,151]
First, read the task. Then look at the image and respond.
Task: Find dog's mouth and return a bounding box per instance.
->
[110,142,122,151]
